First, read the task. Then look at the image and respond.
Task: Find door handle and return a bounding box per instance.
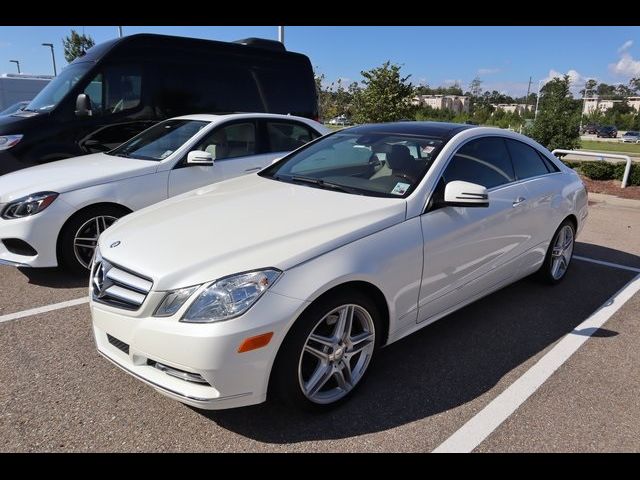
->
[512,196,526,207]
[244,167,262,172]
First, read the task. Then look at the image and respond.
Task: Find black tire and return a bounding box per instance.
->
[537,219,576,285]
[58,205,129,274]
[271,288,382,412]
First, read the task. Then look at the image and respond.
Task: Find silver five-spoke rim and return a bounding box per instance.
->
[298,304,375,404]
[73,215,118,269]
[551,225,574,280]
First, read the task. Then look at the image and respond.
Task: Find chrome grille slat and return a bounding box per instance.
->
[92,253,153,310]
[106,267,152,293]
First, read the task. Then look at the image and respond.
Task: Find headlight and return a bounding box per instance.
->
[154,286,198,317]
[1,191,59,219]
[0,135,23,151]
[182,269,281,323]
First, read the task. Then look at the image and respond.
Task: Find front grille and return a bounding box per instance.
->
[107,334,129,354]
[92,257,153,310]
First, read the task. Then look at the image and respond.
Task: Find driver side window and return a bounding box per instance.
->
[83,66,142,116]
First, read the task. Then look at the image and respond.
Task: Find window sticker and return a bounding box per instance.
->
[421,145,435,155]
[391,182,410,195]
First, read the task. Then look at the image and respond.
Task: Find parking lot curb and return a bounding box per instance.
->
[588,192,640,209]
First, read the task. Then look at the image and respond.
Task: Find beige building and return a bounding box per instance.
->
[582,96,640,115]
[491,103,533,115]
[411,94,470,114]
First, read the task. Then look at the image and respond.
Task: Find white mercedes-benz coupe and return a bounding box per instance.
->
[90,122,588,411]
[0,113,328,272]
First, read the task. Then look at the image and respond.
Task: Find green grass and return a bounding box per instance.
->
[580,140,640,156]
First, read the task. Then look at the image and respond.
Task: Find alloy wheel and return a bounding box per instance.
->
[550,224,574,280]
[73,215,118,269]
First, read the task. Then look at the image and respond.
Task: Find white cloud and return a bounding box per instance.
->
[443,79,464,87]
[541,69,596,95]
[477,68,501,75]
[618,40,633,53]
[482,81,531,97]
[609,53,640,77]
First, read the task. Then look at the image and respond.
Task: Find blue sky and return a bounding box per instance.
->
[1,26,639,96]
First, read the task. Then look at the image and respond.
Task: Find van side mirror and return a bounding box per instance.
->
[444,180,489,207]
[187,150,214,166]
[75,93,92,117]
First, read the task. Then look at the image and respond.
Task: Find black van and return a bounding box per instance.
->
[0,34,318,175]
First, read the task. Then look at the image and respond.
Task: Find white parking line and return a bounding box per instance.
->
[574,255,640,273]
[0,297,89,324]
[433,272,640,453]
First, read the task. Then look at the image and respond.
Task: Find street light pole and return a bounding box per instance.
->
[9,60,20,74]
[118,26,123,38]
[278,26,284,45]
[41,43,57,76]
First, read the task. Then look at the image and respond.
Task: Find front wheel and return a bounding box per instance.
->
[58,206,129,274]
[537,220,575,284]
[271,290,381,411]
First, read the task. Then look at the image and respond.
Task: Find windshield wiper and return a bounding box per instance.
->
[111,152,130,158]
[290,175,360,195]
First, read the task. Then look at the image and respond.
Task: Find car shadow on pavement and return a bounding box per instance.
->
[17,267,88,289]
[198,243,639,443]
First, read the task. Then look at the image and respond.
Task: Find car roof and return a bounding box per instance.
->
[170,113,320,123]
[342,121,476,140]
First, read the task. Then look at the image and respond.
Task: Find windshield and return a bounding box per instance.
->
[626,131,639,136]
[26,63,93,112]
[259,131,444,198]
[0,101,28,116]
[108,119,209,161]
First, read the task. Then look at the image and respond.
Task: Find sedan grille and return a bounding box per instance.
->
[92,257,153,310]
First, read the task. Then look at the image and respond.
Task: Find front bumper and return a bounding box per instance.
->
[0,196,72,268]
[91,289,307,410]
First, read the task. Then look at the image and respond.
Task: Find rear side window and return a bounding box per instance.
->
[505,139,552,179]
[443,137,515,189]
[266,121,320,152]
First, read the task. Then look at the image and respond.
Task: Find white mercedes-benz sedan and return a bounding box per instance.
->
[90,122,588,411]
[0,113,328,272]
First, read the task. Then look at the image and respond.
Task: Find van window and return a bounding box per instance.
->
[26,62,92,112]
[82,65,142,115]
[156,64,264,117]
[254,67,316,116]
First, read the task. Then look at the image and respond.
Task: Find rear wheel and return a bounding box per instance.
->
[272,290,381,411]
[58,206,129,274]
[537,220,575,284]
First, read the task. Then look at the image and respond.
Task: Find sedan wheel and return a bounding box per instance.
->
[298,304,376,404]
[73,216,118,269]
[538,220,575,284]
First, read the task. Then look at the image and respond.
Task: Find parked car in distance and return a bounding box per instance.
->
[0,113,328,272]
[581,123,599,135]
[0,101,29,116]
[90,122,588,412]
[328,115,352,126]
[621,131,640,143]
[0,34,319,176]
[596,125,617,138]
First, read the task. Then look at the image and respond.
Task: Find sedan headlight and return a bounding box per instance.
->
[0,134,23,151]
[1,191,59,219]
[182,269,281,323]
[154,286,198,317]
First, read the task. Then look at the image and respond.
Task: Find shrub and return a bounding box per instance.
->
[579,161,615,180]
[562,160,579,169]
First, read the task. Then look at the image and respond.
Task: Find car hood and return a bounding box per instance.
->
[98,174,407,290]
[0,153,158,203]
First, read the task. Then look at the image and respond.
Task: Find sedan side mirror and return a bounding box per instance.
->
[187,150,214,166]
[75,93,92,117]
[444,180,489,207]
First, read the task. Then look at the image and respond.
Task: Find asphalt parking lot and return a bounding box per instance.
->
[1,192,639,452]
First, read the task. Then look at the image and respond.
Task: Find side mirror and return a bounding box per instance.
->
[187,150,214,166]
[75,93,92,117]
[444,180,489,207]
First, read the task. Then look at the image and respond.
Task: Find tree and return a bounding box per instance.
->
[469,76,483,98]
[62,30,95,63]
[630,77,640,95]
[529,75,581,152]
[351,61,415,123]
[579,78,598,97]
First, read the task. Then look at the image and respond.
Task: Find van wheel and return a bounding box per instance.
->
[537,219,575,284]
[272,289,381,412]
[58,206,129,274]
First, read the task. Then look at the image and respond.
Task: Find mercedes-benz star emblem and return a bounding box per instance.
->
[110,241,121,248]
[92,261,112,298]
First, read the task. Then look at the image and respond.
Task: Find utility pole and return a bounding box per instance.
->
[9,60,20,74]
[118,26,123,38]
[524,76,532,114]
[534,79,543,120]
[278,26,284,45]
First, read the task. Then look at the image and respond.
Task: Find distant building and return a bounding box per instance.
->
[491,103,533,115]
[411,94,470,114]
[582,95,640,115]
[0,73,53,110]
